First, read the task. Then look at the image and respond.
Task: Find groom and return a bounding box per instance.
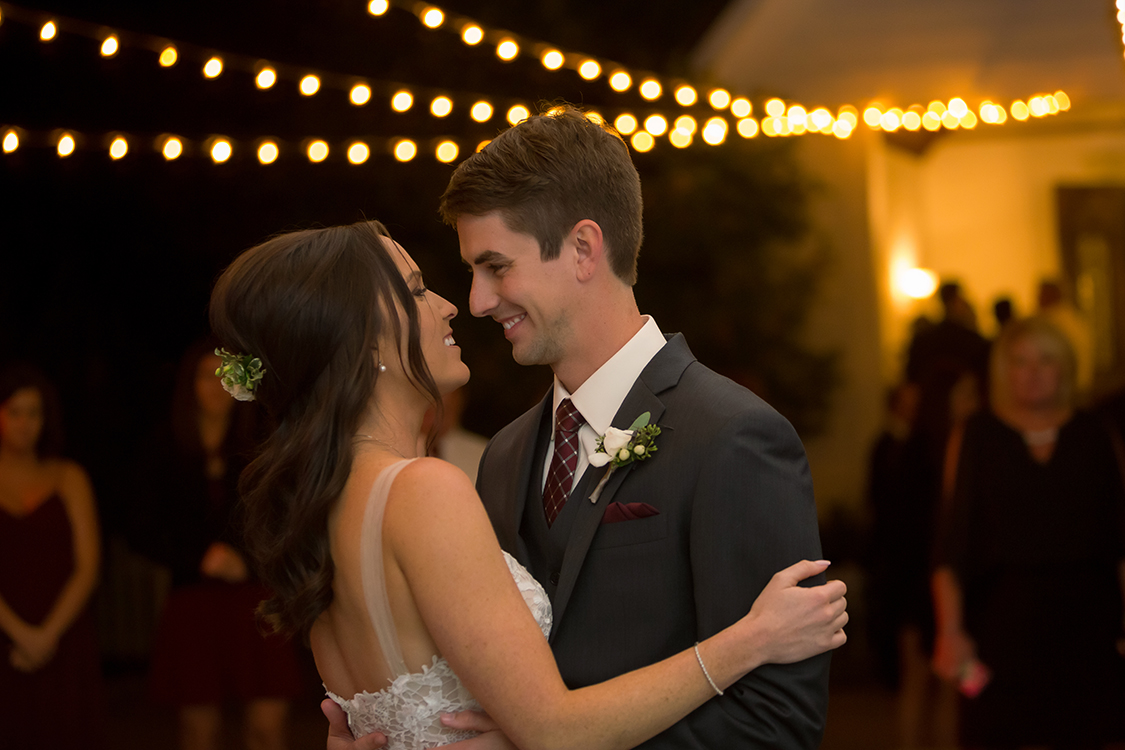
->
[329,106,829,748]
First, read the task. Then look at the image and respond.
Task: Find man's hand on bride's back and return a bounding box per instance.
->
[745,559,848,665]
[322,699,388,750]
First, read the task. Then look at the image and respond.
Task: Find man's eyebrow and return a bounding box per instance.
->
[464,249,511,266]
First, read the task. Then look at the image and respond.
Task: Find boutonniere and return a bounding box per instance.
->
[588,412,661,503]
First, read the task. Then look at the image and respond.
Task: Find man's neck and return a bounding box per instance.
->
[552,307,647,393]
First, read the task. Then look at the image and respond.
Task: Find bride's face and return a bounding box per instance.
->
[384,240,471,396]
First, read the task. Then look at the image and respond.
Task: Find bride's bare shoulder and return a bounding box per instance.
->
[385,458,487,528]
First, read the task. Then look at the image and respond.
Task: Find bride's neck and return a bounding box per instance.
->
[355,386,429,459]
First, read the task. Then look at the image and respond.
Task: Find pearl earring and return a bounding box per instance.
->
[378,361,387,372]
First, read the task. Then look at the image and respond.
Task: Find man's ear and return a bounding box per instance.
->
[569,219,604,282]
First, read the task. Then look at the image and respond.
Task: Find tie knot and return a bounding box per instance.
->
[555,399,585,434]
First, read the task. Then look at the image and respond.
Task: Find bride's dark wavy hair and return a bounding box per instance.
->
[209,220,441,639]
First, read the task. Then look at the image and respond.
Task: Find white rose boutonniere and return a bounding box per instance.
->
[588,412,661,502]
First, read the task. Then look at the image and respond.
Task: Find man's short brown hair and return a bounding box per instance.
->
[440,105,643,285]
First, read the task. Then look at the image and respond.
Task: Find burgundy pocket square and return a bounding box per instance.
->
[601,502,660,524]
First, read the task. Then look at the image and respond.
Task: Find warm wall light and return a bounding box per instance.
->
[299,75,320,96]
[898,267,939,299]
[159,46,178,66]
[350,84,372,106]
[100,36,119,57]
[203,57,223,78]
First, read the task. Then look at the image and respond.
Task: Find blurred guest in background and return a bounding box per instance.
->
[422,386,488,483]
[866,381,955,748]
[130,340,300,750]
[932,317,1125,749]
[991,297,1015,334]
[0,364,104,748]
[1037,279,1093,402]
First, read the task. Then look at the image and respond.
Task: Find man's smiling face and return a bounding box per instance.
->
[458,211,576,368]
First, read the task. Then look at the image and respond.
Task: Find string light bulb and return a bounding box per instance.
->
[299,75,320,96]
[613,114,638,135]
[430,96,453,117]
[737,118,759,138]
[902,110,922,131]
[159,46,178,66]
[162,136,183,160]
[57,133,75,157]
[674,115,697,134]
[765,98,786,117]
[702,117,728,145]
[368,0,389,15]
[731,98,752,118]
[630,131,655,153]
[40,21,57,41]
[709,89,731,110]
[203,57,223,78]
[347,141,370,165]
[640,79,662,101]
[461,25,483,45]
[578,60,601,80]
[256,68,277,89]
[350,84,372,106]
[669,128,692,148]
[100,36,119,57]
[674,85,697,106]
[394,139,417,162]
[257,141,279,164]
[832,119,854,139]
[948,98,969,118]
[307,140,329,162]
[109,136,128,159]
[391,90,413,112]
[470,101,493,122]
[210,139,232,163]
[609,71,632,92]
[507,104,530,125]
[2,130,18,153]
[643,114,668,136]
[422,7,444,28]
[436,140,459,163]
[1011,100,1030,121]
[496,39,519,61]
[541,49,564,70]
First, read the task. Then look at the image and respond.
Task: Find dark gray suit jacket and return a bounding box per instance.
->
[476,334,829,748]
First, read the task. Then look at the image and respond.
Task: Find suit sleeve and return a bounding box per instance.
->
[676,405,830,749]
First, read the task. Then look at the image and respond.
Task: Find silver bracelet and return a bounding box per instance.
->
[693,642,724,696]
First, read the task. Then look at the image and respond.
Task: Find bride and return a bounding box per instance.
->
[208,219,847,749]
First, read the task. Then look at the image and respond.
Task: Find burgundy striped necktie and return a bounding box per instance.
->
[543,399,586,527]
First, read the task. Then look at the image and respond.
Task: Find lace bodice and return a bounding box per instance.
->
[327,460,552,749]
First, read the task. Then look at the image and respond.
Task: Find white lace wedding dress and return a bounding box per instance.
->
[326,459,553,749]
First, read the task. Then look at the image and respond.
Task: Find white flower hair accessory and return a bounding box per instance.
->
[214,348,265,402]
[588,411,661,502]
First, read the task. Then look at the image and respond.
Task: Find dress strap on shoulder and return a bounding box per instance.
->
[360,458,418,679]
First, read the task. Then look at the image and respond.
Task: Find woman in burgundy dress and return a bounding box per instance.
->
[933,317,1125,749]
[0,364,104,748]
[132,340,301,750]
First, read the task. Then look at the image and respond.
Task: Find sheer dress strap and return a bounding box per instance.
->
[360,458,418,678]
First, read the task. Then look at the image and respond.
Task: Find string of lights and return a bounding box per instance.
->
[0,0,1076,165]
[1116,0,1125,56]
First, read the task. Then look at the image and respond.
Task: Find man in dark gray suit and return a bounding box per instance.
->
[327,105,829,748]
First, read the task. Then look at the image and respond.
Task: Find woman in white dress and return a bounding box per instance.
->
[208,220,847,750]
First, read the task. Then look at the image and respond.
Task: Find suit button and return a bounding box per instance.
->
[549,571,560,586]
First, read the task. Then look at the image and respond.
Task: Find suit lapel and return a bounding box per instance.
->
[488,393,552,565]
[549,370,674,636]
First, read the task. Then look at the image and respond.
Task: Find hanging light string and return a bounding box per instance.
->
[0,0,1075,160]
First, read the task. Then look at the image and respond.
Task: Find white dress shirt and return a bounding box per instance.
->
[541,316,667,492]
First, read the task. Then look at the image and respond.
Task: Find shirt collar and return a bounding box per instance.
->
[551,316,666,436]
